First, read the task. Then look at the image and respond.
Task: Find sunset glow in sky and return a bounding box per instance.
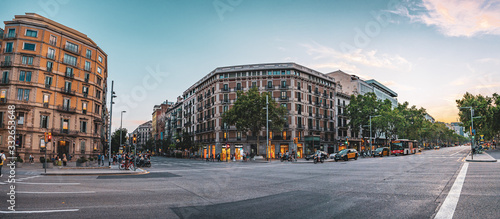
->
[1,0,499,131]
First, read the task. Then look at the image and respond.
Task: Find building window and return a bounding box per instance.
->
[5,42,13,53]
[281,91,287,99]
[267,81,272,88]
[46,61,53,72]
[64,81,72,92]
[85,61,91,71]
[86,49,92,59]
[47,48,55,59]
[82,86,89,95]
[45,76,52,87]
[82,102,87,113]
[97,67,102,74]
[23,43,36,51]
[17,89,30,101]
[17,112,24,125]
[7,28,15,38]
[26,29,38,37]
[43,94,49,104]
[41,115,49,129]
[98,56,102,63]
[63,54,77,66]
[237,132,241,140]
[80,141,86,153]
[281,81,286,88]
[95,104,100,114]
[80,121,87,133]
[96,90,101,99]
[297,82,301,90]
[21,56,33,65]
[236,83,241,90]
[65,41,79,53]
[49,35,57,45]
[96,77,102,86]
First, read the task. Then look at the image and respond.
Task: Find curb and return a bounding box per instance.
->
[465,159,497,162]
[41,169,149,176]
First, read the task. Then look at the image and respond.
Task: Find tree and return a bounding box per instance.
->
[223,87,287,155]
[456,92,497,140]
[110,128,128,153]
[346,92,380,138]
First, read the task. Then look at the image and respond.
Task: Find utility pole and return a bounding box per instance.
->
[266,95,269,162]
[119,110,126,158]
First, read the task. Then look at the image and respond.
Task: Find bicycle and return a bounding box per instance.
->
[118,160,136,171]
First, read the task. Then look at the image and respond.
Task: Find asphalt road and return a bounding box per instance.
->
[1,146,499,219]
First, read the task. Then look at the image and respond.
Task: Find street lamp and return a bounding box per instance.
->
[108,81,116,167]
[119,111,126,159]
[369,115,381,153]
[263,95,271,162]
[459,107,478,160]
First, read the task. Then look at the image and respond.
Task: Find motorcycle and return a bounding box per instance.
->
[313,154,324,164]
[281,155,292,162]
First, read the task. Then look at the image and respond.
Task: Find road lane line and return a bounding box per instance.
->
[434,163,469,219]
[0,209,79,214]
[18,191,95,194]
[16,182,80,185]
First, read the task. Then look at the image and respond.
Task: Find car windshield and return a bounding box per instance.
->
[375,148,383,152]
[338,149,348,155]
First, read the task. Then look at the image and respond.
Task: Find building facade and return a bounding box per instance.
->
[133,120,152,147]
[165,63,338,159]
[0,13,108,161]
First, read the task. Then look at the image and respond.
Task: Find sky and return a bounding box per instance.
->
[1,0,499,132]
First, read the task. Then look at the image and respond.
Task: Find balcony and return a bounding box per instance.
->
[0,98,7,104]
[1,61,12,67]
[64,72,74,79]
[47,53,56,60]
[4,33,17,39]
[279,96,288,102]
[84,67,92,72]
[0,78,9,84]
[198,106,203,111]
[47,67,53,73]
[49,40,57,46]
[221,88,230,93]
[280,85,289,90]
[222,99,229,104]
[60,88,76,95]
[266,85,274,90]
[315,114,322,119]
[45,83,51,89]
[43,102,49,108]
[84,78,89,83]
[63,44,79,55]
[297,125,304,130]
[83,93,88,98]
[4,49,13,54]
[52,128,78,136]
[57,105,77,113]
[235,87,242,91]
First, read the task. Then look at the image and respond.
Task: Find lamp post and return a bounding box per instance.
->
[369,115,381,153]
[459,107,479,160]
[108,81,116,166]
[119,111,126,160]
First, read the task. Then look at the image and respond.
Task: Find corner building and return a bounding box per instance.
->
[177,63,337,159]
[0,14,108,160]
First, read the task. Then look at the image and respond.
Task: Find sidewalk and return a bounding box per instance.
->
[17,162,149,176]
[465,151,497,162]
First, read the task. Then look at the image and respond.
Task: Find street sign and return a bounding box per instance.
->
[480,135,484,141]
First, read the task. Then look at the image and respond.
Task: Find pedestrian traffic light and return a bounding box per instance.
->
[133,134,137,144]
[47,132,52,142]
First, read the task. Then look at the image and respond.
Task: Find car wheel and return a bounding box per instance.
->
[334,159,338,162]
[344,156,348,161]
[380,154,383,157]
[354,155,357,160]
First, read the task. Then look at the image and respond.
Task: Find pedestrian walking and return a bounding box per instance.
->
[62,154,67,166]
[101,153,105,166]
[97,154,102,166]
[0,150,6,177]
[29,154,34,164]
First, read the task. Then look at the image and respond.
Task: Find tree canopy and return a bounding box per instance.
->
[456,92,500,140]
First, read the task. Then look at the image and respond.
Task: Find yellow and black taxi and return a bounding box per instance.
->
[372,147,390,157]
[334,149,358,161]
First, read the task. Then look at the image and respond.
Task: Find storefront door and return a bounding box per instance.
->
[297,144,303,158]
[280,144,289,155]
[221,148,230,161]
[267,144,275,159]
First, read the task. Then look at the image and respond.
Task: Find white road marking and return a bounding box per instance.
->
[18,191,95,194]
[434,163,469,219]
[0,209,79,214]
[16,182,80,185]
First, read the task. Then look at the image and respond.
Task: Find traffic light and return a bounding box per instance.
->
[293,138,298,144]
[47,132,52,142]
[345,138,349,145]
[133,134,137,144]
[44,132,48,142]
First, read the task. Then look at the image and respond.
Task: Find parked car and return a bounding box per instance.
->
[334,149,358,161]
[372,147,389,157]
[305,151,328,161]
[329,153,337,159]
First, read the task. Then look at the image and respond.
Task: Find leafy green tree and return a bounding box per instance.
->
[111,128,128,153]
[456,92,496,140]
[223,87,287,154]
[346,92,380,138]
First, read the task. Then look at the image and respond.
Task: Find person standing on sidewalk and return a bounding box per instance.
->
[0,150,6,177]
[62,154,67,166]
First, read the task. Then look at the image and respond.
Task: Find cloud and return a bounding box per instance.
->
[301,41,412,71]
[392,0,500,37]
